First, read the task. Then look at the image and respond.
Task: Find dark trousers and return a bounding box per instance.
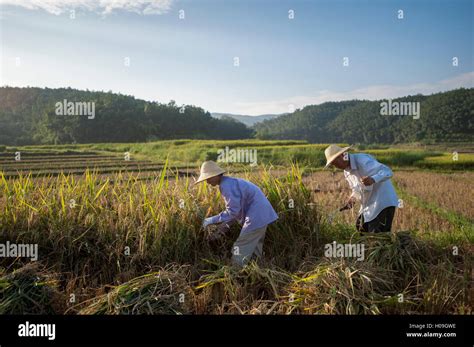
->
[356,206,396,233]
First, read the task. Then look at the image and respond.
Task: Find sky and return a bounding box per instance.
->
[0,0,473,115]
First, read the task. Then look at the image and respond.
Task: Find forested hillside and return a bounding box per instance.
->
[254,88,474,143]
[0,87,253,145]
[1,87,472,145]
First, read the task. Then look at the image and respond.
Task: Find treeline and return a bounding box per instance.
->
[254,88,474,143]
[1,87,472,145]
[0,87,253,145]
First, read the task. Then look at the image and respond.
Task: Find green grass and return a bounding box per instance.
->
[415,153,474,170]
[8,140,473,171]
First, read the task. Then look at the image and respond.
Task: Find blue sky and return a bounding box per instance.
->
[1,0,472,115]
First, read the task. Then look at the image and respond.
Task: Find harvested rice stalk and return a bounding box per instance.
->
[363,232,436,275]
[77,265,193,314]
[0,263,63,314]
[285,259,393,315]
[195,262,293,314]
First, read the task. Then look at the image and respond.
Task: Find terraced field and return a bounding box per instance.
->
[0,151,174,179]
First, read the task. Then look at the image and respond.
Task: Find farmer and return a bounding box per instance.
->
[195,161,278,266]
[324,145,399,233]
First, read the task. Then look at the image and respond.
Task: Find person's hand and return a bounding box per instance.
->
[361,176,375,186]
[202,217,213,228]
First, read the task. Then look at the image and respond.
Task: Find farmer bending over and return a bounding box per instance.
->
[324,145,399,233]
[195,161,278,266]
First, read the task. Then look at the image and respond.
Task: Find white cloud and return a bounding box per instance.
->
[231,72,474,115]
[0,0,174,16]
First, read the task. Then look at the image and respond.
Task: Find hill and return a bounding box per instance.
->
[0,87,253,145]
[253,88,474,144]
[1,86,472,145]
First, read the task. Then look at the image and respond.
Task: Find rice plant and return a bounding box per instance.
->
[0,160,471,315]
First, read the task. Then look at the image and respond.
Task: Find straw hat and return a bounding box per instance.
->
[324,145,352,168]
[195,161,225,184]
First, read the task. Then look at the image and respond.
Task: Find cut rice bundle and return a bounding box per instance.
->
[0,263,63,314]
[77,265,193,314]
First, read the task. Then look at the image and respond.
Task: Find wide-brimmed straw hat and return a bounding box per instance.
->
[324,144,352,168]
[195,161,225,184]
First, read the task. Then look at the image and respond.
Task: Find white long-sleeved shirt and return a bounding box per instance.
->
[344,153,399,223]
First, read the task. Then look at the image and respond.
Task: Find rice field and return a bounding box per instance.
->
[305,170,474,238]
[0,144,472,315]
[8,140,474,169]
[0,151,167,179]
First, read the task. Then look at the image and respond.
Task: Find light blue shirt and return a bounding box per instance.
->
[344,153,399,223]
[209,176,278,233]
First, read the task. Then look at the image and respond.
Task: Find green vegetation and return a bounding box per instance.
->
[0,142,471,315]
[0,165,470,314]
[5,140,472,170]
[1,87,472,146]
[0,86,253,145]
[254,88,474,144]
[0,263,62,314]
[415,153,474,170]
